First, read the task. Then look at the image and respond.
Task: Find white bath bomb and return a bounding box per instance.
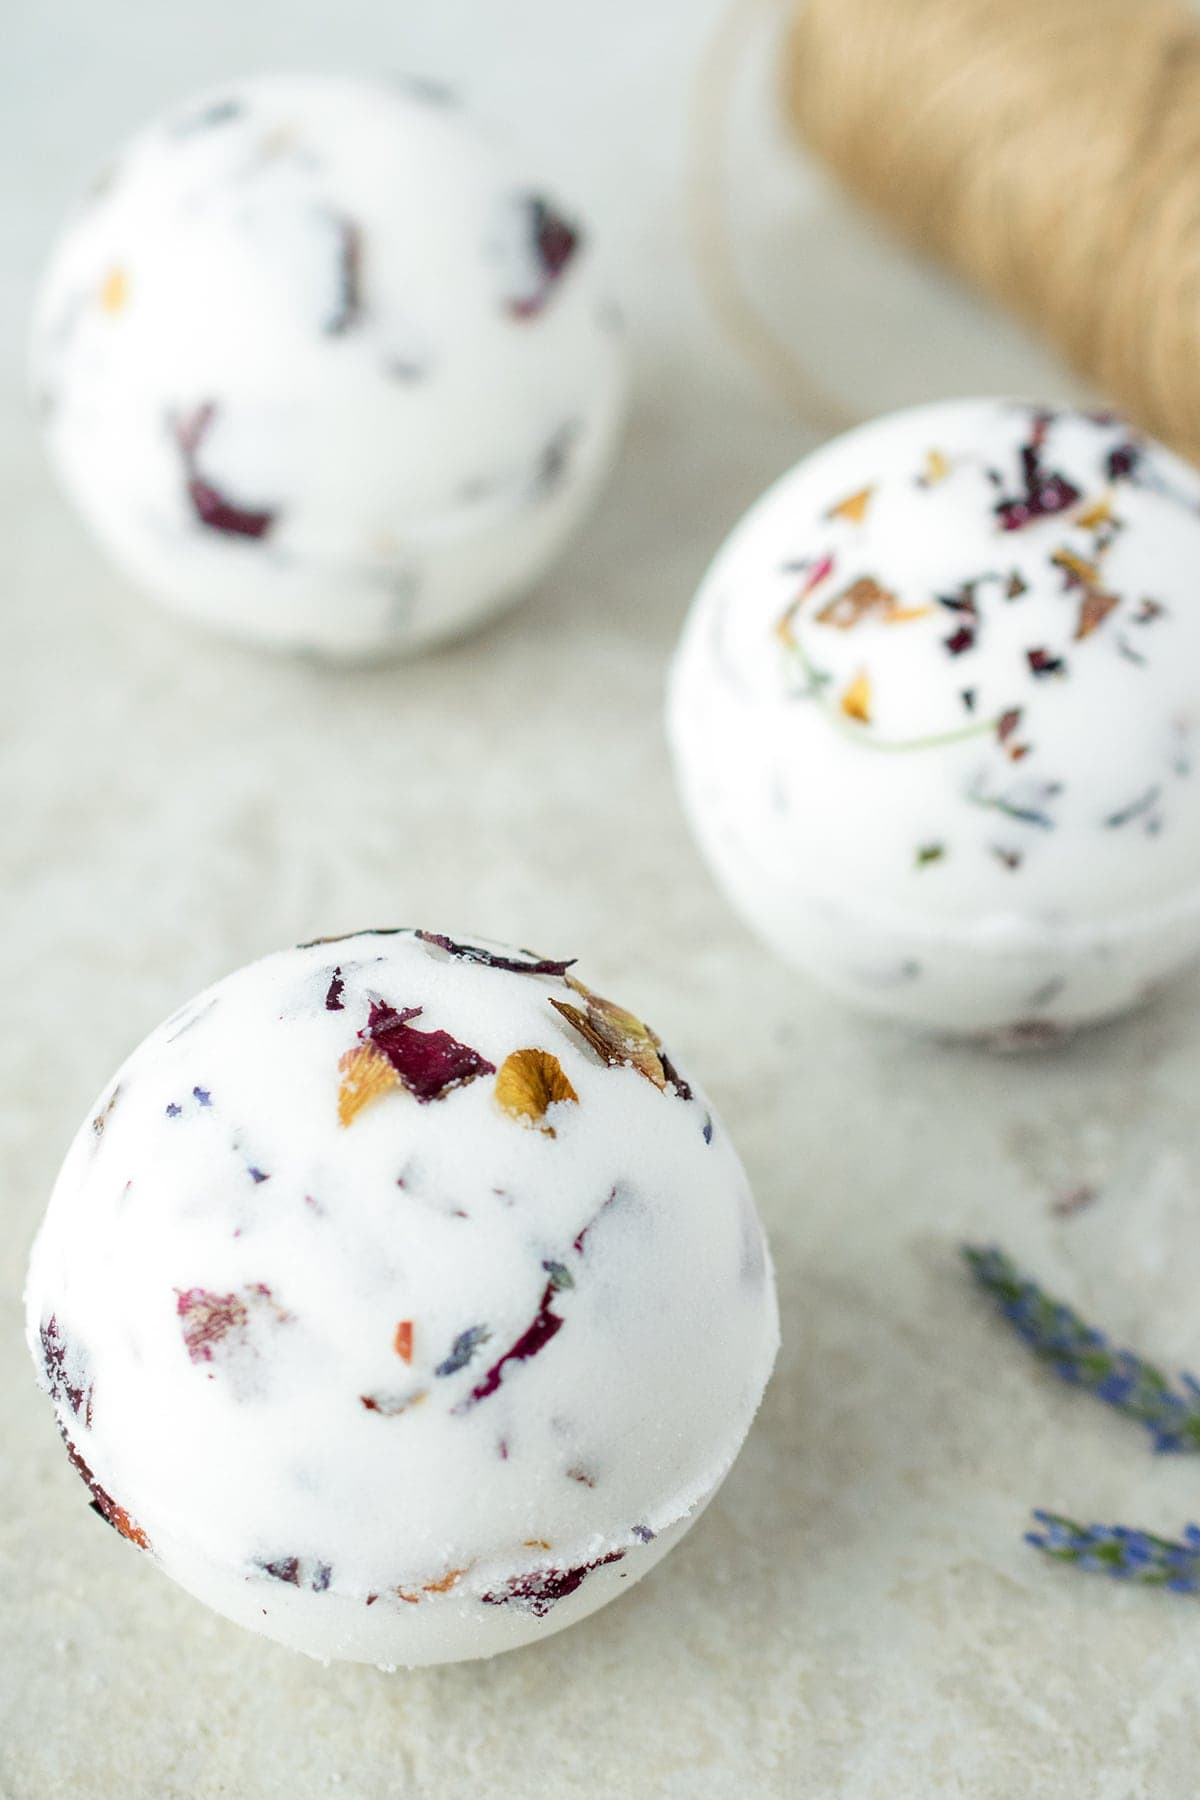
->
[668,399,1200,1040]
[30,74,626,659]
[25,930,777,1666]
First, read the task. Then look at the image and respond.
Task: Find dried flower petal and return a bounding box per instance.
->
[337,1042,400,1127]
[495,1048,579,1135]
[815,575,929,629]
[61,1430,149,1550]
[361,1001,495,1103]
[173,403,277,540]
[549,978,667,1087]
[825,485,874,524]
[359,1389,427,1416]
[481,1551,625,1616]
[1076,590,1119,640]
[175,1283,285,1365]
[396,1566,467,1604]
[40,1316,92,1425]
[839,668,872,723]
[454,1279,567,1411]
[1075,497,1113,531]
[393,1320,414,1363]
[100,267,128,314]
[416,932,575,976]
[920,448,950,485]
[995,414,1081,530]
[435,1325,491,1378]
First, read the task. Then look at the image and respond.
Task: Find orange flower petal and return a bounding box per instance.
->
[495,1047,579,1135]
[337,1042,400,1127]
[840,668,872,723]
[826,485,874,524]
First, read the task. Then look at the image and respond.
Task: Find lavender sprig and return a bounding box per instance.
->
[1027,1511,1200,1592]
[963,1245,1200,1452]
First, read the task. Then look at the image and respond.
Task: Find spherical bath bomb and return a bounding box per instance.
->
[668,399,1200,1040]
[24,930,777,1666]
[30,74,626,659]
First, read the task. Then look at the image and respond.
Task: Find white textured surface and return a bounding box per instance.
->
[6,1,1200,1796]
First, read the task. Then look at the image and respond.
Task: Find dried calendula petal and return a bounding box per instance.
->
[495,1048,579,1135]
[840,668,872,724]
[922,448,950,485]
[337,1042,400,1127]
[1075,495,1114,531]
[815,576,930,630]
[825,485,874,524]
[100,267,128,314]
[397,1566,468,1604]
[550,978,667,1088]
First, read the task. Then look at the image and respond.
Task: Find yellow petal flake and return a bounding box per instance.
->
[1051,548,1101,589]
[337,1042,400,1127]
[922,449,950,485]
[825,485,874,524]
[1075,496,1113,531]
[494,1047,579,1135]
[100,267,128,314]
[840,668,872,724]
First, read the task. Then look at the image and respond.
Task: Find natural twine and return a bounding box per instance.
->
[781,0,1200,464]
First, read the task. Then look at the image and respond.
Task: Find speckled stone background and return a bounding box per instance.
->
[6,3,1200,1796]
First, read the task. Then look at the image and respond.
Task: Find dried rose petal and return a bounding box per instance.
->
[1027,647,1066,678]
[40,1316,92,1425]
[481,1550,625,1617]
[416,932,575,976]
[61,1429,149,1550]
[1107,442,1142,482]
[361,1001,495,1103]
[995,415,1081,530]
[324,967,345,1012]
[173,403,277,540]
[176,1283,284,1364]
[454,1279,566,1411]
[508,197,580,319]
[495,1048,579,1135]
[256,1556,332,1591]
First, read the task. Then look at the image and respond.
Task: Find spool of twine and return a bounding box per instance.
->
[779,0,1200,462]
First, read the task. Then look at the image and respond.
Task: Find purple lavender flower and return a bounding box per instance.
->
[1027,1512,1200,1593]
[963,1245,1200,1453]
